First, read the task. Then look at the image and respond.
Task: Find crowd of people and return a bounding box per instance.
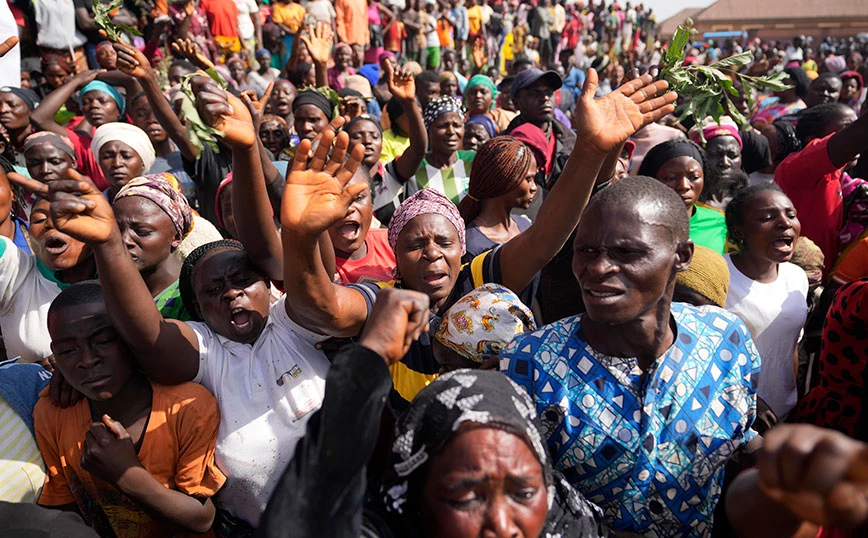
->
[1,0,868,536]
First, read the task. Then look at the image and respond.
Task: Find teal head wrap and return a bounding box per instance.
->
[79,80,126,115]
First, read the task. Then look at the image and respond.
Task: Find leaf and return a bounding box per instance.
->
[746,71,792,92]
[203,67,228,90]
[709,52,753,70]
[178,74,224,154]
[92,0,142,42]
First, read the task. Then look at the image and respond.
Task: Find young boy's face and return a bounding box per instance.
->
[49,301,136,401]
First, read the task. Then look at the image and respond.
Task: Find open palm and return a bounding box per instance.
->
[282,131,367,236]
[575,69,676,154]
[300,22,334,66]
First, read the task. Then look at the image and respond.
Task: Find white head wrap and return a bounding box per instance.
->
[90,123,156,172]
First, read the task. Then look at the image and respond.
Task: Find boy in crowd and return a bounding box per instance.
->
[34,282,225,537]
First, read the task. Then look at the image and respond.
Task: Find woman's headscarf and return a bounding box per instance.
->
[388,188,466,255]
[841,70,864,92]
[292,89,337,121]
[637,138,705,178]
[465,114,497,138]
[434,283,536,364]
[381,369,609,538]
[114,174,193,238]
[90,122,156,172]
[689,116,743,149]
[422,96,465,130]
[464,74,499,110]
[215,173,233,230]
[0,87,40,110]
[79,80,126,115]
[22,131,75,159]
[675,244,729,308]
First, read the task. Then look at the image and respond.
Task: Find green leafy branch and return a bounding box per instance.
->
[178,73,225,154]
[92,0,142,42]
[660,25,791,135]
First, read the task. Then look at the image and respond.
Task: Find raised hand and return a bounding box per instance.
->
[113,40,151,79]
[171,38,214,72]
[74,69,103,89]
[191,76,256,148]
[385,61,416,104]
[573,68,676,155]
[47,169,118,245]
[6,171,49,197]
[358,288,431,365]
[759,424,868,527]
[239,82,274,130]
[300,22,334,67]
[80,415,143,485]
[281,127,365,238]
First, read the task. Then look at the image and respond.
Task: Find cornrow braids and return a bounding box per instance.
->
[179,239,246,321]
[458,136,534,224]
[796,102,851,145]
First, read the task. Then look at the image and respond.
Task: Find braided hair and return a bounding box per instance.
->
[179,239,251,321]
[796,102,851,145]
[724,183,784,246]
[457,136,534,224]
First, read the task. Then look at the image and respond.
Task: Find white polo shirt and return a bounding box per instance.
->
[190,296,330,526]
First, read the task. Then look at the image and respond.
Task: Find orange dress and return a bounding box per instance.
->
[335,0,369,46]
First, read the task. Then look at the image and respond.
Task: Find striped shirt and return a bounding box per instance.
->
[0,397,45,502]
[405,150,476,205]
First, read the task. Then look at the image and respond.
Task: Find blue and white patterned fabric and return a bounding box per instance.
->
[500,303,760,538]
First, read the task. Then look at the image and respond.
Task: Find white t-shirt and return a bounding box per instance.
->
[724,256,808,419]
[190,296,330,526]
[302,0,335,24]
[234,0,260,41]
[0,237,58,363]
[34,0,86,49]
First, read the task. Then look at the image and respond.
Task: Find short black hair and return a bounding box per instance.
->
[48,281,104,324]
[783,66,811,100]
[586,175,690,242]
[796,102,851,144]
[700,167,748,204]
[415,70,440,86]
[724,182,783,233]
[771,120,802,162]
[170,59,196,72]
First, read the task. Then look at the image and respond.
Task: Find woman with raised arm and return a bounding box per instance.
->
[39,82,337,530]
[278,69,676,408]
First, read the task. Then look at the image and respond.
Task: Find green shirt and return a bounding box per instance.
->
[406,150,476,205]
[690,203,727,254]
[154,280,191,321]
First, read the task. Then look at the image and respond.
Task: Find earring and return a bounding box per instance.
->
[171,240,181,248]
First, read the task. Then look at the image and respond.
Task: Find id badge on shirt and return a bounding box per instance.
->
[277,364,322,422]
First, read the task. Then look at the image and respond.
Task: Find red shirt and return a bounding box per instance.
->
[66,127,109,192]
[775,134,843,277]
[199,0,239,37]
[334,228,396,284]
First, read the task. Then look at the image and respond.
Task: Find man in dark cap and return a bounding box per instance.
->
[505,68,576,187]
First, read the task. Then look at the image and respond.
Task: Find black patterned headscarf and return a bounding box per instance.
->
[381,369,609,538]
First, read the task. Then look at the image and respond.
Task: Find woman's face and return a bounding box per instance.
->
[327,173,373,257]
[269,80,297,119]
[462,123,490,152]
[733,190,800,265]
[503,160,539,209]
[441,76,460,97]
[422,426,548,538]
[113,196,180,275]
[395,213,463,311]
[259,120,289,156]
[228,60,247,83]
[25,144,76,183]
[0,92,31,131]
[29,199,93,272]
[704,136,742,178]
[218,182,238,238]
[655,156,704,210]
[429,112,464,156]
[840,78,860,102]
[294,104,330,142]
[466,85,493,115]
[192,249,272,344]
[335,47,352,69]
[43,63,72,89]
[347,118,383,167]
[98,141,145,190]
[96,45,117,70]
[81,90,121,127]
[130,96,168,144]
